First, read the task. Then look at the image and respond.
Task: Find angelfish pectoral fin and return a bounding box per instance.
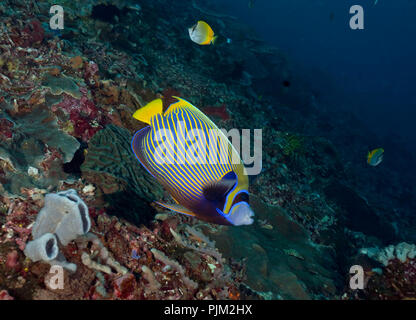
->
[155,201,197,217]
[216,208,232,224]
[203,171,237,202]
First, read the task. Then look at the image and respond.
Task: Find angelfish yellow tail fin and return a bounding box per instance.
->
[132,98,163,124]
[211,35,218,44]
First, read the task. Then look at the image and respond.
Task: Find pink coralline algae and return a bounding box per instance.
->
[0,184,243,300]
[53,92,106,142]
[0,290,14,300]
[161,88,182,107]
[21,20,45,48]
[0,118,13,140]
[4,197,38,251]
[113,273,137,299]
[5,250,19,270]
[361,258,416,300]
[84,61,100,87]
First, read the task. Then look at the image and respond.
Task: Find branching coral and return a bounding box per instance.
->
[170,226,224,266]
[151,248,198,291]
[78,232,128,275]
[141,265,161,297]
[360,242,416,267]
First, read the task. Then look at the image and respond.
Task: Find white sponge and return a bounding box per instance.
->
[24,233,59,262]
[32,189,91,245]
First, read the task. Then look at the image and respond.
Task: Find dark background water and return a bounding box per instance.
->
[212,0,416,148]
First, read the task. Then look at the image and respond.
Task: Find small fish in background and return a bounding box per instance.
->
[248,0,255,9]
[131,97,254,226]
[131,249,140,260]
[374,0,379,5]
[188,21,217,45]
[367,148,384,166]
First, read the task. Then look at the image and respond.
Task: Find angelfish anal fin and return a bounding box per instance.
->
[155,201,197,217]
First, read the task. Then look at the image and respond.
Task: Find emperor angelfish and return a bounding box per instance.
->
[131,97,254,226]
[367,148,384,166]
[188,21,217,45]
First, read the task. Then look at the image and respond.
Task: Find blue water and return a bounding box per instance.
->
[214,0,416,147]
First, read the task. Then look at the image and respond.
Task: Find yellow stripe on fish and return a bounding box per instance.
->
[131,97,254,226]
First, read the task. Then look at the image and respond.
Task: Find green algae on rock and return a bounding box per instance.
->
[0,106,79,196]
[41,74,82,99]
[204,196,340,299]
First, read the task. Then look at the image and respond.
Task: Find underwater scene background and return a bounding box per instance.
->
[0,0,415,300]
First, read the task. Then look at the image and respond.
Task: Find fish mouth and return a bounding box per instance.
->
[229,202,255,226]
[244,209,255,225]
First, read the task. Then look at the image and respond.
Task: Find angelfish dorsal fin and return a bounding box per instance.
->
[203,172,237,202]
[132,99,163,124]
[164,96,193,116]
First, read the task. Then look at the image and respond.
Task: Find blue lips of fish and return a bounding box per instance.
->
[130,97,255,226]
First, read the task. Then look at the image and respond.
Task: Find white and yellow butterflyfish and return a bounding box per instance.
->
[367,148,384,166]
[188,21,217,45]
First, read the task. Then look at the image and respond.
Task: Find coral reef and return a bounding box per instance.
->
[0,106,79,195]
[80,125,164,225]
[363,258,416,300]
[203,196,340,299]
[0,0,414,300]
[360,242,416,267]
[0,186,243,300]
[343,242,416,300]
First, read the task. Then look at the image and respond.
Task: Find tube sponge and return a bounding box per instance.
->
[24,233,59,262]
[32,189,91,245]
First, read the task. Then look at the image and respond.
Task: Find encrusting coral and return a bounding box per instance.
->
[0,107,80,196]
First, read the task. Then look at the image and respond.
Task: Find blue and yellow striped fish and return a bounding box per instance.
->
[131,97,254,226]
